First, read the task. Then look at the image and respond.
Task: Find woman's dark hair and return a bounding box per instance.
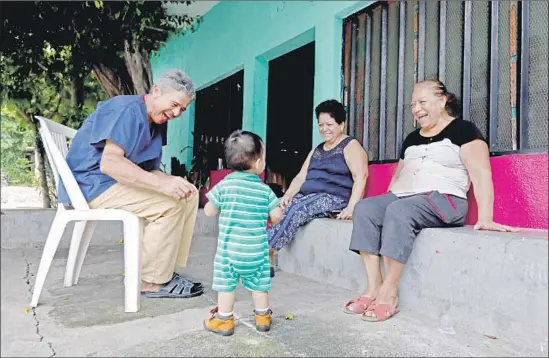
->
[422,79,462,117]
[315,99,347,124]
[224,130,263,171]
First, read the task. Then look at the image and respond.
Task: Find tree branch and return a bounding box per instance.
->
[46,93,63,118]
[13,103,35,128]
[36,61,48,72]
[145,26,168,33]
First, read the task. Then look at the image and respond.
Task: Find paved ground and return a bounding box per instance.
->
[1,235,540,357]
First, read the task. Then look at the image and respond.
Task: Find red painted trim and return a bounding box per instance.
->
[362,153,548,229]
[425,195,447,222]
[445,194,456,210]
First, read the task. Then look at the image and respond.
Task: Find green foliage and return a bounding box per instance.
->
[1,1,198,119]
[0,110,36,186]
[54,76,108,129]
[0,59,105,129]
[1,1,200,95]
[0,70,104,191]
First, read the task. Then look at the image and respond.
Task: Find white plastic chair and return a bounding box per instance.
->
[30,116,144,313]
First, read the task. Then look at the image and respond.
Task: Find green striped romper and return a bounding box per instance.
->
[206,171,280,293]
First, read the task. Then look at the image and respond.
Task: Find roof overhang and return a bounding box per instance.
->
[164,1,219,17]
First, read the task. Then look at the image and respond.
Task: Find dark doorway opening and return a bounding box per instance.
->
[266,42,315,194]
[194,70,244,171]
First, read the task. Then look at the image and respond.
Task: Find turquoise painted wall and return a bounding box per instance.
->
[151,0,375,170]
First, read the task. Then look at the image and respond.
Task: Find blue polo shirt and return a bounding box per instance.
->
[58,95,162,204]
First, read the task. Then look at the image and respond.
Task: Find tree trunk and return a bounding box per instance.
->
[34,133,52,208]
[14,106,52,208]
[70,74,85,108]
[92,60,135,97]
[123,40,152,94]
[91,42,152,97]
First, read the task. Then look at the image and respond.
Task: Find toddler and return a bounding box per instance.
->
[203,130,283,336]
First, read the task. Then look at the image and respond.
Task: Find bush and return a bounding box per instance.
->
[0,114,36,186]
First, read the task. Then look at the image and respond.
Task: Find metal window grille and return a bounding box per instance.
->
[342,0,548,162]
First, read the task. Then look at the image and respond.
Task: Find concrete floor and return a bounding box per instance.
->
[1,235,541,357]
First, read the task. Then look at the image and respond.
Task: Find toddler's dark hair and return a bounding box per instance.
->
[315,99,347,124]
[224,130,264,171]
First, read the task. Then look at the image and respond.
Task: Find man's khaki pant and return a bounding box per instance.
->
[89,183,198,284]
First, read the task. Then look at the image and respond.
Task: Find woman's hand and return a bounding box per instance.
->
[461,140,519,233]
[474,219,518,232]
[280,148,314,210]
[280,193,294,209]
[336,203,355,220]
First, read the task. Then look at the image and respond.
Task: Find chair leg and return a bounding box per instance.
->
[123,217,143,313]
[64,221,97,287]
[30,214,67,308]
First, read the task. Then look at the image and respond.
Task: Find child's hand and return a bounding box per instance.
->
[269,206,283,225]
[204,202,219,216]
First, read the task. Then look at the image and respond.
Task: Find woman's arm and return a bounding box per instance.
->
[461,139,516,232]
[388,132,409,192]
[337,140,369,219]
[280,148,315,208]
[387,160,404,191]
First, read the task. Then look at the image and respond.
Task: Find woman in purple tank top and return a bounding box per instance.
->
[268,100,369,274]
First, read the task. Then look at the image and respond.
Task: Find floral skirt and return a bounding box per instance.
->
[268,192,347,251]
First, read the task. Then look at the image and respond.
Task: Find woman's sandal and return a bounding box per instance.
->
[343,296,375,314]
[361,302,400,322]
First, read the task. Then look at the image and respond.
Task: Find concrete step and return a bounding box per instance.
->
[278,219,548,354]
[0,208,218,249]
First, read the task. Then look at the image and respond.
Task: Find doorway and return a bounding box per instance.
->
[266,42,315,194]
[194,70,244,171]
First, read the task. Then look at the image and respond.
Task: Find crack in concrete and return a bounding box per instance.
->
[22,250,57,358]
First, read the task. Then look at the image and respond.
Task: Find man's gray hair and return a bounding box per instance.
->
[154,69,196,100]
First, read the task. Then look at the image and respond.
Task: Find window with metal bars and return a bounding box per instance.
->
[342,0,548,163]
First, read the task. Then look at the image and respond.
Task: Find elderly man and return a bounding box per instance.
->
[58,69,203,298]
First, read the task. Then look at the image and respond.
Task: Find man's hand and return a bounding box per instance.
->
[100,141,197,199]
[160,175,198,200]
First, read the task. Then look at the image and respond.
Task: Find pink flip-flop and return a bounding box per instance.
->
[361,302,400,322]
[343,296,375,314]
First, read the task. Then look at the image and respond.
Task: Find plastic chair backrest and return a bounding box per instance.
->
[35,116,89,210]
